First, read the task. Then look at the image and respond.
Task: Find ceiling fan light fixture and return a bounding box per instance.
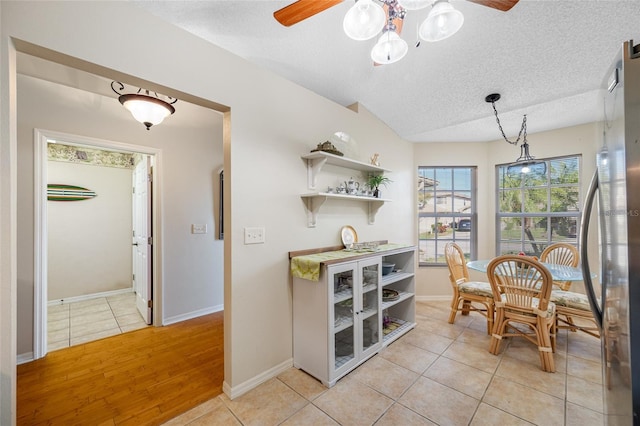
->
[111,81,176,130]
[371,28,409,65]
[343,0,386,41]
[397,0,431,10]
[419,0,464,42]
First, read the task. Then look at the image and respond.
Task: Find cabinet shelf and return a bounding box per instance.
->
[383,317,416,344]
[381,291,413,310]
[381,272,415,286]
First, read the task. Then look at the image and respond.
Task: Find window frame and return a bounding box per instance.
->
[417,166,477,267]
[495,154,582,256]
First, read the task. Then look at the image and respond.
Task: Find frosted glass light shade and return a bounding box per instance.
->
[370,30,408,64]
[120,94,175,130]
[397,0,431,10]
[419,0,464,42]
[343,0,386,41]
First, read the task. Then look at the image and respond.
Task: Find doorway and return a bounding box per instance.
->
[33,128,161,359]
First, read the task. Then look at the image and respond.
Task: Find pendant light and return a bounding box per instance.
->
[485,93,546,176]
[419,0,464,42]
[371,23,409,64]
[111,81,177,130]
[343,0,386,41]
[397,0,430,10]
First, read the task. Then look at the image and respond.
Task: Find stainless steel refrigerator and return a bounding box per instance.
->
[581,40,640,425]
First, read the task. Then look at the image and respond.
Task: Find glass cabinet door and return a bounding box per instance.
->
[333,267,355,370]
[360,261,380,353]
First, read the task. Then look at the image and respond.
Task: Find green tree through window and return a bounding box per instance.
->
[497,156,581,256]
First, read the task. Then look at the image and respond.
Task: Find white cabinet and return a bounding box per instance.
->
[292,245,416,387]
[300,151,391,227]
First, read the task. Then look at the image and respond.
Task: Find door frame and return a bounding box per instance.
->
[33,128,163,360]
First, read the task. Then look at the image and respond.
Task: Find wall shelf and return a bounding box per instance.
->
[300,192,391,227]
[300,152,392,227]
[301,151,390,190]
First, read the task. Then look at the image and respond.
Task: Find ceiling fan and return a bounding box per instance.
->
[274,0,519,64]
[274,0,519,28]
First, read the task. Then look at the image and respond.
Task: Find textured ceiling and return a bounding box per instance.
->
[131,1,640,142]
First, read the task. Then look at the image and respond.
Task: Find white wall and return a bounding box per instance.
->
[1,1,416,414]
[47,160,132,301]
[413,122,600,298]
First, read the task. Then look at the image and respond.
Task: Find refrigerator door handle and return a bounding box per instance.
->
[580,170,603,329]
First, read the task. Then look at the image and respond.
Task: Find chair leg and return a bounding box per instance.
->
[536,317,555,373]
[461,300,471,316]
[489,311,505,355]
[448,297,460,324]
[486,303,494,336]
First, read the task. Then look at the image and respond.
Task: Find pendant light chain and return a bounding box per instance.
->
[489,100,527,145]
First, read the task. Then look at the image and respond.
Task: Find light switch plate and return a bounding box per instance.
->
[192,224,207,234]
[244,227,265,244]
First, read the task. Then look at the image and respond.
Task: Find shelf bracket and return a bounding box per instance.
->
[368,201,383,225]
[304,195,327,227]
[307,157,328,190]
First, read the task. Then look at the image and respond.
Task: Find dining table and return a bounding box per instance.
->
[467,259,592,282]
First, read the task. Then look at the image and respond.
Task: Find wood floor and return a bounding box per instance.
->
[17,311,224,426]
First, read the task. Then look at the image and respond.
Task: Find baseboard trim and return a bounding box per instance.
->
[48,288,134,306]
[222,358,293,400]
[17,352,34,365]
[163,304,224,326]
[416,295,450,302]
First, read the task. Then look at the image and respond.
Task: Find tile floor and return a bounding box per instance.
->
[164,300,604,426]
[47,292,148,351]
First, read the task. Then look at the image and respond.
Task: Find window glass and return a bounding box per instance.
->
[418,167,476,266]
[496,155,581,256]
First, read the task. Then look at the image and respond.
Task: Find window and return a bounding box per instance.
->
[496,155,581,256]
[418,167,477,266]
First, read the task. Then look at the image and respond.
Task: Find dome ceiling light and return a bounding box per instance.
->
[111,81,177,130]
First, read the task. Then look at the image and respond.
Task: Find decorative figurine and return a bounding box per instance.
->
[370,153,380,166]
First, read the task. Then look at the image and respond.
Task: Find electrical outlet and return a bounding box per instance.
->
[244,227,265,244]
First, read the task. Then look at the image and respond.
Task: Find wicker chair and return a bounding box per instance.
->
[541,243,599,338]
[444,242,494,335]
[487,255,556,373]
[540,242,579,291]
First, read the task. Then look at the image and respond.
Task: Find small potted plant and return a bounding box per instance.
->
[367,174,392,198]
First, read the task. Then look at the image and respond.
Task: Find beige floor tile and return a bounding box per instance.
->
[109,300,140,316]
[120,322,150,333]
[483,376,564,425]
[495,355,566,399]
[48,303,70,315]
[280,403,339,426]
[162,397,228,425]
[567,353,603,385]
[414,316,466,340]
[423,356,492,400]
[378,339,438,374]
[503,337,567,373]
[106,292,136,302]
[48,318,69,332]
[454,327,493,350]
[71,317,119,338]
[375,403,436,425]
[47,327,69,344]
[70,328,121,345]
[48,339,70,352]
[313,375,393,426]
[469,402,533,425]
[70,309,116,326]
[565,401,604,426]
[567,332,602,363]
[187,406,242,426]
[399,376,479,426]
[116,312,146,327]
[441,340,501,374]
[399,327,454,355]
[350,355,419,399]
[277,368,327,401]
[566,375,604,413]
[48,309,70,322]
[220,378,307,426]
[70,301,112,316]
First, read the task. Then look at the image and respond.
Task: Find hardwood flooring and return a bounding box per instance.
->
[17,311,224,426]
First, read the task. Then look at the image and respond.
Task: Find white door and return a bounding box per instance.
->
[133,156,152,324]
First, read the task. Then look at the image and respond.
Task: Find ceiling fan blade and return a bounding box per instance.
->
[274,0,344,27]
[467,0,519,12]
